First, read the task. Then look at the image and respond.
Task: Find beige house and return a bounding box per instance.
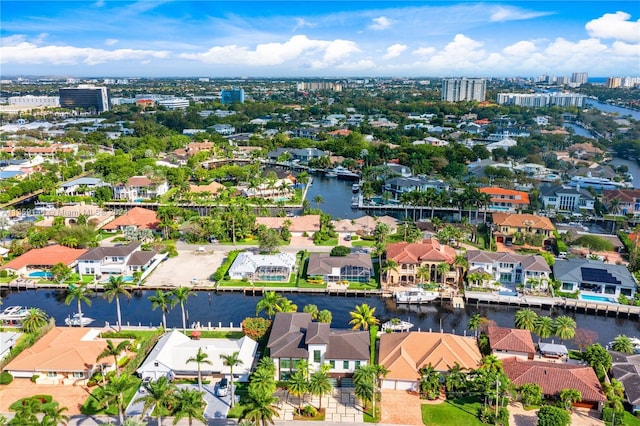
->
[491,213,555,245]
[385,239,458,286]
[255,215,321,236]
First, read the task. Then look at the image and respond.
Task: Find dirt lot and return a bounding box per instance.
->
[0,378,92,415]
[142,250,226,288]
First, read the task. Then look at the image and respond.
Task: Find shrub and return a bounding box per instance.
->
[602,407,624,426]
[0,371,13,385]
[302,405,317,417]
[571,235,614,252]
[330,245,351,256]
[31,374,40,383]
[212,250,240,281]
[537,405,570,426]
[241,317,272,341]
[0,270,7,278]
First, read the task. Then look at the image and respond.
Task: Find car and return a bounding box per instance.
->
[344,234,351,241]
[216,378,228,397]
[139,376,151,393]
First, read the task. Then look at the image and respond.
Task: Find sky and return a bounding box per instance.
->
[0,1,639,78]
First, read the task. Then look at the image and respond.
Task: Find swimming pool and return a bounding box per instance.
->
[580,294,616,303]
[122,276,134,282]
[28,271,53,279]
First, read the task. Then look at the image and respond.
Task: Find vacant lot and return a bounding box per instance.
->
[142,250,226,288]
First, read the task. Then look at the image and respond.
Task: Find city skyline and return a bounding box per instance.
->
[1,1,638,78]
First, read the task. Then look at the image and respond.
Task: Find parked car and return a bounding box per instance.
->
[344,234,351,241]
[216,378,228,397]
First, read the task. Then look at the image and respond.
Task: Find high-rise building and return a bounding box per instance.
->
[606,78,622,88]
[220,87,245,105]
[441,78,486,102]
[296,81,343,92]
[59,85,110,112]
[496,92,585,108]
[571,72,588,85]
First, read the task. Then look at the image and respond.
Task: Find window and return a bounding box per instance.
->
[343,361,349,369]
[281,359,291,369]
[562,282,573,291]
[329,360,335,369]
[355,361,361,368]
[621,288,632,297]
[73,372,84,378]
[313,350,321,363]
[47,372,56,377]
[154,362,159,367]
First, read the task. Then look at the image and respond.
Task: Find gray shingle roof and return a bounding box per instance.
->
[552,258,637,289]
[77,242,141,261]
[610,352,640,405]
[307,253,373,276]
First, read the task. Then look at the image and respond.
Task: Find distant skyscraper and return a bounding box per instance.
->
[221,87,245,105]
[497,92,585,108]
[441,78,486,102]
[59,85,110,112]
[571,72,588,84]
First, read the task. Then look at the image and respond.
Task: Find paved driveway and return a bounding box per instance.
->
[380,390,425,426]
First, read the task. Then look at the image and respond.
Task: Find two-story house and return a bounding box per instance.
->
[385,239,458,286]
[478,187,530,212]
[553,258,637,300]
[491,213,555,245]
[466,250,551,288]
[540,185,595,213]
[77,242,156,278]
[113,176,169,202]
[602,189,640,217]
[267,313,369,385]
[384,176,449,201]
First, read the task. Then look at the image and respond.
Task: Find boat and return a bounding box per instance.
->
[352,183,360,192]
[351,196,359,208]
[0,306,30,324]
[65,313,95,327]
[395,287,439,304]
[381,318,414,332]
[324,170,337,178]
[607,337,640,354]
[333,166,360,181]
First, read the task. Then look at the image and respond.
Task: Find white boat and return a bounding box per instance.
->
[395,287,439,304]
[332,166,360,181]
[65,313,95,327]
[381,319,414,332]
[352,183,360,192]
[0,306,29,323]
[351,196,359,208]
[325,170,337,178]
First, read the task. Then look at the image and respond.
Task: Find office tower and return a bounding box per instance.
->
[296,81,343,92]
[221,87,245,105]
[59,85,110,112]
[571,72,588,84]
[441,78,486,102]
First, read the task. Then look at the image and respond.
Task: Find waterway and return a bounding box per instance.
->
[585,99,640,121]
[305,174,364,220]
[1,289,638,348]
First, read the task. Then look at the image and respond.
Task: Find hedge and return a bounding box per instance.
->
[212,250,241,281]
[0,371,13,385]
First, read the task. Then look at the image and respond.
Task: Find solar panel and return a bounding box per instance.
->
[581,267,621,285]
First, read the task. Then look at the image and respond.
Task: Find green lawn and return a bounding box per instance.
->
[421,397,484,426]
[620,411,640,426]
[351,240,375,247]
[81,377,142,415]
[195,330,244,339]
[315,238,339,246]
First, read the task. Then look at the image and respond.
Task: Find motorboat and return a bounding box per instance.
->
[65,313,95,327]
[395,287,439,304]
[607,337,640,354]
[0,306,30,323]
[381,318,414,332]
[351,196,359,208]
[325,169,337,178]
[333,166,360,181]
[352,183,360,192]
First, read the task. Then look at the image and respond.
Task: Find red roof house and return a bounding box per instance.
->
[102,207,159,231]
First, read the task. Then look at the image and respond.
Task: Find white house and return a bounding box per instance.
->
[227,252,296,282]
[77,242,156,277]
[113,176,169,201]
[466,250,551,288]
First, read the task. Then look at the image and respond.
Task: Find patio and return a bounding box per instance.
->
[275,387,363,423]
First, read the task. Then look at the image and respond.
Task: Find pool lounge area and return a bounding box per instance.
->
[579,294,617,304]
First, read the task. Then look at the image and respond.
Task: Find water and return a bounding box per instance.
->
[585,99,640,121]
[28,271,53,278]
[610,157,640,188]
[580,294,616,304]
[306,175,364,220]
[563,122,595,139]
[2,289,638,347]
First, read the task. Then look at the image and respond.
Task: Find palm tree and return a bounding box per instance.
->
[453,255,469,286]
[278,298,298,313]
[445,363,466,397]
[97,339,131,378]
[103,276,132,332]
[255,291,282,318]
[187,348,212,392]
[99,374,138,425]
[313,195,324,209]
[416,265,431,286]
[349,303,379,330]
[21,307,49,333]
[172,387,206,426]
[353,364,388,417]
[534,315,554,344]
[603,378,625,401]
[514,308,538,331]
[287,370,308,413]
[172,286,194,332]
[249,366,277,397]
[134,376,176,426]
[220,351,243,408]
[64,283,92,328]
[480,354,503,373]
[554,315,577,343]
[308,366,332,410]
[303,304,319,320]
[436,262,450,287]
[419,364,442,400]
[9,396,42,425]
[381,259,398,284]
[559,388,582,412]
[148,290,175,329]
[611,334,635,353]
[242,391,280,426]
[468,313,481,338]
[317,309,332,324]
[40,401,69,426]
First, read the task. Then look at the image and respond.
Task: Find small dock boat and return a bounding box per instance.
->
[65,313,95,327]
[381,318,414,332]
[352,183,360,192]
[395,287,439,304]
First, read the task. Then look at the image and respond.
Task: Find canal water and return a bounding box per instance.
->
[585,99,640,121]
[1,289,638,348]
[305,174,364,220]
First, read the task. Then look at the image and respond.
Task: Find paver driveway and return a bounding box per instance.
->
[380,390,424,426]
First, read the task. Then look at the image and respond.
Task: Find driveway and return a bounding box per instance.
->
[380,390,424,425]
[508,401,604,426]
[0,378,93,415]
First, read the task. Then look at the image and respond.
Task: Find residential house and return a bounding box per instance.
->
[553,258,637,299]
[210,124,235,135]
[465,250,551,288]
[113,176,169,201]
[267,312,369,384]
[255,215,321,237]
[1,245,87,276]
[266,147,328,163]
[188,182,225,196]
[0,332,20,360]
[41,203,115,228]
[306,253,373,283]
[4,328,125,385]
[228,252,296,282]
[384,176,449,201]
[77,242,156,277]
[101,207,160,232]
[59,177,110,196]
[610,351,640,414]
[478,187,530,212]
[289,128,321,140]
[379,332,482,390]
[602,189,640,217]
[540,185,595,213]
[137,330,258,382]
[487,326,535,360]
[241,178,294,200]
[385,239,458,286]
[491,213,555,245]
[567,142,604,160]
[332,215,398,237]
[502,357,606,410]
[385,163,412,178]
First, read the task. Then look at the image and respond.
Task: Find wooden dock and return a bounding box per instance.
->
[214,285,383,297]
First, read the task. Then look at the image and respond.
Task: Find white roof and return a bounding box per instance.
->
[228,252,296,275]
[137,330,258,376]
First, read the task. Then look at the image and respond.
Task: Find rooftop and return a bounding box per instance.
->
[1,244,87,271]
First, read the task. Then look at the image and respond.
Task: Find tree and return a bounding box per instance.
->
[171,387,206,426]
[97,339,131,378]
[468,313,481,338]
[148,290,176,329]
[103,275,132,332]
[534,315,554,344]
[317,309,332,324]
[249,366,277,398]
[220,351,243,408]
[41,401,69,426]
[8,396,42,425]
[611,334,635,353]
[172,286,194,332]
[514,308,538,331]
[553,315,576,343]
[519,383,543,407]
[419,364,442,400]
[51,262,72,284]
[187,348,212,392]
[436,262,450,286]
[308,366,333,410]
[313,195,324,209]
[480,354,503,373]
[242,390,280,426]
[99,374,138,425]
[257,227,281,254]
[353,364,388,417]
[444,363,467,397]
[572,328,598,352]
[134,376,176,426]
[537,405,570,426]
[381,259,398,284]
[64,283,92,328]
[278,298,298,313]
[559,388,582,412]
[583,343,613,378]
[255,291,282,318]
[303,304,319,320]
[349,303,379,330]
[287,370,308,413]
[21,307,49,333]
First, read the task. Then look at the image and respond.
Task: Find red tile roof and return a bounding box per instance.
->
[479,187,530,205]
[102,207,159,230]
[487,326,535,354]
[502,357,606,402]
[386,239,456,264]
[492,213,555,231]
[1,245,87,271]
[126,176,153,187]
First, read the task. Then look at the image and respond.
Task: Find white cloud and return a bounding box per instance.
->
[369,16,393,30]
[585,11,640,43]
[413,47,436,56]
[293,18,315,32]
[105,38,118,46]
[502,40,537,57]
[611,41,640,56]
[489,6,553,22]
[383,44,407,59]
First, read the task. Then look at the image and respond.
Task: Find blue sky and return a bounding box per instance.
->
[1,1,638,77]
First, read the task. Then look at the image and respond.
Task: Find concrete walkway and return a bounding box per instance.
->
[276,387,363,423]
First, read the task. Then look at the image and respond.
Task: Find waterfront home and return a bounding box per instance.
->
[241,178,293,200]
[266,147,328,163]
[59,177,110,196]
[385,163,412,178]
[188,181,225,196]
[113,176,169,201]
[0,331,20,360]
[137,330,257,382]
[267,312,369,384]
[228,252,296,282]
[333,215,398,237]
[41,203,115,228]
[383,176,449,201]
[491,213,555,245]
[610,351,640,414]
[602,189,640,217]
[552,258,637,299]
[385,239,458,286]
[1,244,87,277]
[487,325,535,360]
[256,215,321,237]
[77,242,156,278]
[465,250,551,289]
[379,332,482,391]
[478,187,530,212]
[101,207,159,232]
[502,357,606,411]
[540,184,595,213]
[306,253,373,283]
[4,327,124,385]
